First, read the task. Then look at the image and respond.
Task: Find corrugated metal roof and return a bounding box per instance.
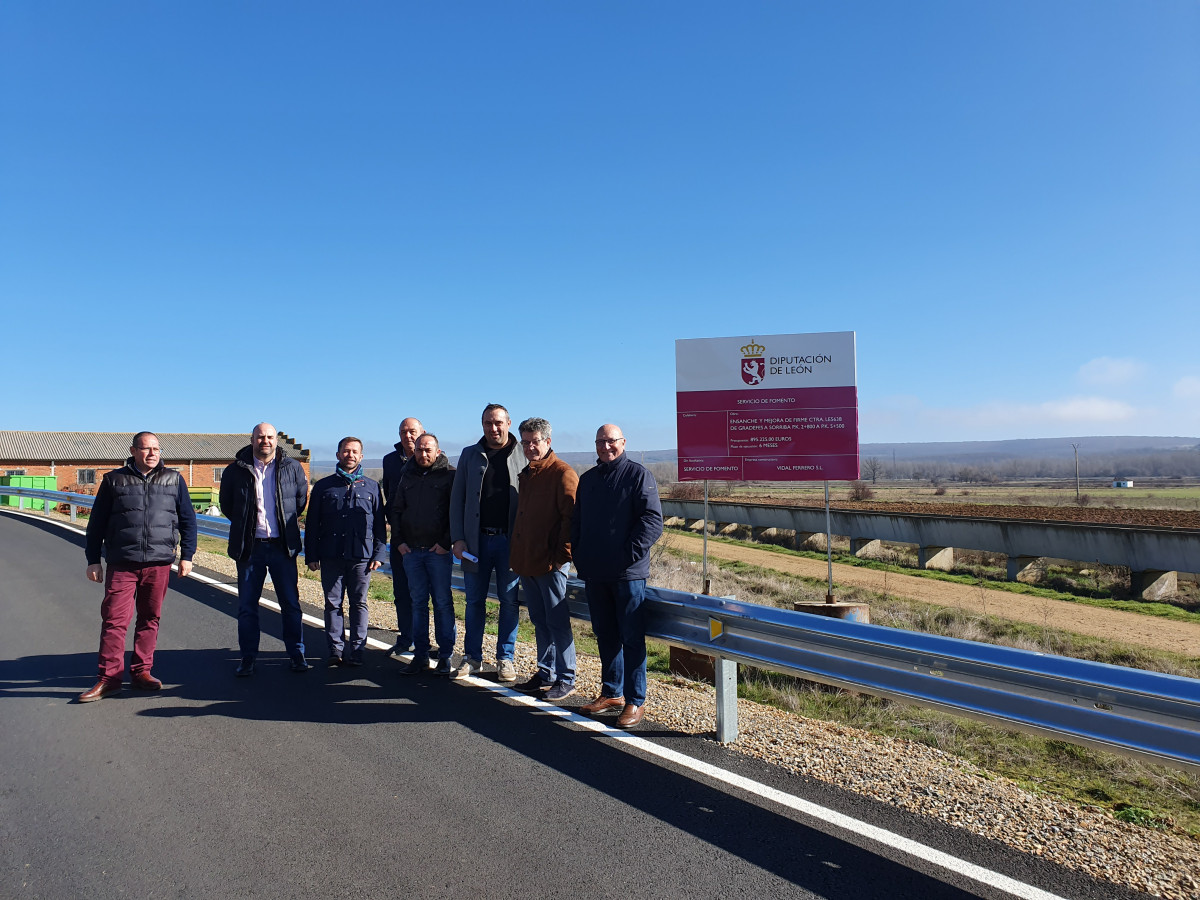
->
[0,431,309,462]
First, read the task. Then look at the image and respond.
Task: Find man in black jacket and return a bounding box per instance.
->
[380,416,423,658]
[80,432,197,702]
[219,422,310,677]
[389,433,458,676]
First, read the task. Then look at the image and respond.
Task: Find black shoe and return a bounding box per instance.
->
[433,658,453,676]
[516,674,551,693]
[400,657,430,676]
[328,655,343,667]
[290,658,310,672]
[388,640,413,658]
[235,658,255,677]
[343,656,363,668]
[546,681,576,701]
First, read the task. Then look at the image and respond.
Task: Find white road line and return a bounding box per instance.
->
[17,509,1066,900]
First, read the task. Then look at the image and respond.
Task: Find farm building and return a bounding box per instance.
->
[1112,479,1134,488]
[0,431,311,493]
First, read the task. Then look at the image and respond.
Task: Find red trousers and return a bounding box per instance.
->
[96,563,171,684]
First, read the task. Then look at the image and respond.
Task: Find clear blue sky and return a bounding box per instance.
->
[2,1,1197,464]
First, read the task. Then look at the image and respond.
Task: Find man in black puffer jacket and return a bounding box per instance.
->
[388,433,457,676]
[220,422,310,677]
[80,432,197,702]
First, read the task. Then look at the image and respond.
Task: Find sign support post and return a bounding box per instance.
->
[702,479,710,593]
[824,480,834,602]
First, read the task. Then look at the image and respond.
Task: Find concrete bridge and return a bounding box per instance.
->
[661,500,1200,601]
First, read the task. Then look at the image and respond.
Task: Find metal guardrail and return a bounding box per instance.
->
[4,485,1199,771]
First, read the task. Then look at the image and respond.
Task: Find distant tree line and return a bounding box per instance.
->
[878,449,1200,483]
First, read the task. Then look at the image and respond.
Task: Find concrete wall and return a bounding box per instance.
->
[661,499,1200,600]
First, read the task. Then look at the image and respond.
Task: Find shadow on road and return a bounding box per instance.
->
[0,517,1026,899]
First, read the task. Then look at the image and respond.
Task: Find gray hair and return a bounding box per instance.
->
[518,417,552,441]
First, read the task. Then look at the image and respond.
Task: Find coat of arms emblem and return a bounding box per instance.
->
[740,341,766,385]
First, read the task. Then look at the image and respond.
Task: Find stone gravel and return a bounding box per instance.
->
[187,546,1199,900]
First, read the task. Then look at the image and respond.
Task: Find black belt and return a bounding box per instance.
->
[481,527,506,536]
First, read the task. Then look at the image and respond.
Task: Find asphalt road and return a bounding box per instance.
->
[0,511,1142,900]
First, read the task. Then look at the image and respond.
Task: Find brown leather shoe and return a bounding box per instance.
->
[79,680,122,703]
[579,695,625,715]
[131,672,162,691]
[616,704,644,728]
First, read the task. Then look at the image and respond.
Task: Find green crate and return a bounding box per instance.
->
[32,476,57,511]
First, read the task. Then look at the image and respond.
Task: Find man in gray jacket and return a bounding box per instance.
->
[450,403,528,681]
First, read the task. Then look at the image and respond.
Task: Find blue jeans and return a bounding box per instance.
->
[463,532,520,663]
[320,558,372,662]
[521,566,574,685]
[389,544,413,650]
[585,579,647,707]
[236,539,305,662]
[403,549,456,661]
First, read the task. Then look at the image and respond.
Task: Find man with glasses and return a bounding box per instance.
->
[450,403,528,681]
[571,424,663,728]
[80,432,197,702]
[508,417,579,701]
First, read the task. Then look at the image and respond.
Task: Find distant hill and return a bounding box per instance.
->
[313,448,678,476]
[859,436,1199,463]
[311,437,1199,479]
[556,437,1200,466]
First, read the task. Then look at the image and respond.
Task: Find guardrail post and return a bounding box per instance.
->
[714,657,738,743]
[70,502,77,523]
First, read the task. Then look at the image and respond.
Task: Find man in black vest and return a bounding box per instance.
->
[80,432,197,702]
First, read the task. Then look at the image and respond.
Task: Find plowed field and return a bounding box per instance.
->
[714,497,1200,530]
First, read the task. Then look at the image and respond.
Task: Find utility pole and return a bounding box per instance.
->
[1071,442,1080,502]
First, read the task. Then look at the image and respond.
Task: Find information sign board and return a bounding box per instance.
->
[676,331,859,482]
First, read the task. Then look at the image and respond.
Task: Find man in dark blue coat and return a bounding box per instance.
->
[571,424,663,728]
[305,436,387,666]
[220,422,310,677]
[80,432,197,702]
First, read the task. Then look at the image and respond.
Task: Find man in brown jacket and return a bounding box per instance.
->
[508,417,579,701]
